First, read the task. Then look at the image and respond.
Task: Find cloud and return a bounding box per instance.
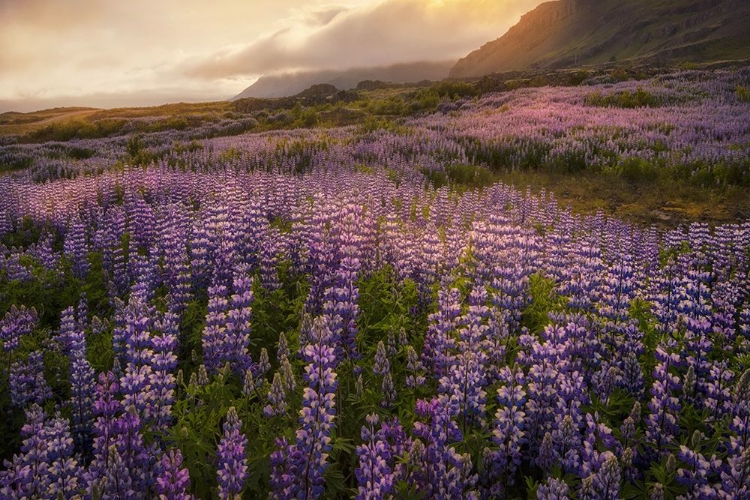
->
[183,0,544,79]
[0,0,545,110]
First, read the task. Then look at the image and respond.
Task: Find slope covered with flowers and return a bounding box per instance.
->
[0,68,748,499]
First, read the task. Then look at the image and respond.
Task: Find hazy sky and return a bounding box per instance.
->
[0,0,543,111]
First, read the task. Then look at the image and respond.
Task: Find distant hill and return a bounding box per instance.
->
[450,0,750,78]
[232,61,454,100]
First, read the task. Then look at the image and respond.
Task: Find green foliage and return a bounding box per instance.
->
[737,85,750,102]
[617,156,660,182]
[586,86,658,108]
[521,273,561,335]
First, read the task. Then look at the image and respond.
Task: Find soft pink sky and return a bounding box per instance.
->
[0,0,543,111]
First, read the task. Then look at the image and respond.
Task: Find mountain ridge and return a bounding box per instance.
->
[450,0,750,78]
[233,61,454,100]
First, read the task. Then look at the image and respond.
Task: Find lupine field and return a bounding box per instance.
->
[0,67,749,499]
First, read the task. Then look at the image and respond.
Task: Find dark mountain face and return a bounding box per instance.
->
[450,0,750,78]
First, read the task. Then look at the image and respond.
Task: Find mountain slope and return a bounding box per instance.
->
[450,0,750,78]
[232,61,454,100]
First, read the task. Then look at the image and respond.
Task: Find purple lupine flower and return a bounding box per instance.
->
[646,346,682,451]
[90,371,123,483]
[405,345,426,389]
[242,369,257,398]
[279,355,296,394]
[593,452,621,500]
[69,347,96,452]
[439,351,487,428]
[0,404,51,497]
[111,406,152,495]
[721,447,750,498]
[217,407,248,500]
[45,414,84,499]
[155,449,193,500]
[277,332,290,361]
[355,414,394,500]
[9,351,51,408]
[537,477,570,500]
[258,348,271,378]
[381,373,397,408]
[373,341,389,376]
[64,217,89,278]
[150,311,179,432]
[223,274,254,375]
[58,306,82,356]
[264,372,288,417]
[1,304,38,354]
[202,283,229,374]
[411,398,476,498]
[422,288,460,378]
[270,316,338,500]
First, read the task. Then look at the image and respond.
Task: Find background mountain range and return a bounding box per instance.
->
[232,61,454,99]
[235,0,750,98]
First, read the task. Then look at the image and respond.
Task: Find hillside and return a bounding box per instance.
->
[450,0,750,78]
[232,61,454,99]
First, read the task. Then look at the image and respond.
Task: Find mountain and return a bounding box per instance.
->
[450,0,750,78]
[232,61,454,100]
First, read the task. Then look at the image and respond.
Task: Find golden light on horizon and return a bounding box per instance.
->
[0,0,545,111]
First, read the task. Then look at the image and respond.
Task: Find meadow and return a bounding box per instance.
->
[0,66,749,499]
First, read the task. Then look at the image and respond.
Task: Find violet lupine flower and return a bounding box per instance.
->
[0,304,38,354]
[277,332,290,361]
[373,341,389,376]
[676,433,723,497]
[258,348,271,379]
[201,283,230,374]
[374,340,397,407]
[721,447,750,498]
[537,477,570,500]
[270,317,338,500]
[110,406,152,495]
[242,369,257,398]
[1,406,84,499]
[279,355,296,394]
[439,351,487,428]
[422,288,460,378]
[264,372,288,417]
[260,232,282,291]
[355,414,394,500]
[64,217,89,278]
[120,295,156,420]
[150,311,179,432]
[411,398,476,499]
[322,268,361,364]
[224,274,254,375]
[155,449,193,500]
[487,367,526,497]
[90,372,123,482]
[646,346,682,451]
[9,351,52,408]
[381,373,397,408]
[405,345,426,389]
[592,452,621,500]
[45,414,84,499]
[69,345,96,452]
[58,306,82,357]
[217,407,249,500]
[0,404,51,497]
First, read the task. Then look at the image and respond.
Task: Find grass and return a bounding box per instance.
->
[494,169,750,226]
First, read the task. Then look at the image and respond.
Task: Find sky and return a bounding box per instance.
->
[0,0,544,112]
